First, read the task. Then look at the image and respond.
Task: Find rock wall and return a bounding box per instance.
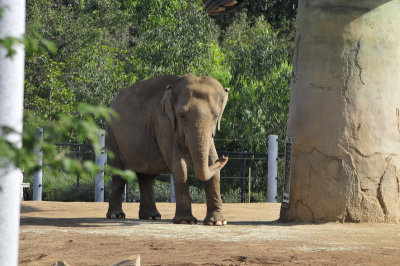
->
[280,0,400,223]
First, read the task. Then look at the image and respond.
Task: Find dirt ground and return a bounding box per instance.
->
[19,202,400,265]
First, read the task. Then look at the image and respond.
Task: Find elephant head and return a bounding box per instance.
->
[162,74,229,181]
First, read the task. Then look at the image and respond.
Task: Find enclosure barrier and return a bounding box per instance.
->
[267,135,278,202]
[33,128,43,201]
[30,131,282,203]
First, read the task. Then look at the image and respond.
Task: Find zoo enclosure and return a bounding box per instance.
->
[28,130,285,203]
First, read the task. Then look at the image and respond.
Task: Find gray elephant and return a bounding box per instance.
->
[106,74,229,225]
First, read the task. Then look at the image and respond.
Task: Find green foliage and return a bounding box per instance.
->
[130,0,221,78]
[0,36,22,57]
[25,59,75,121]
[0,103,135,186]
[221,188,241,203]
[66,44,137,107]
[217,13,292,153]
[23,167,95,201]
[25,0,136,116]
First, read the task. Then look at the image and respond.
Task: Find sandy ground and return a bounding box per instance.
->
[19,201,400,265]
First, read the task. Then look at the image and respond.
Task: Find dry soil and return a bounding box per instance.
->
[19,201,400,265]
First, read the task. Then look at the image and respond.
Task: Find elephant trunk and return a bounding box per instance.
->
[187,121,228,182]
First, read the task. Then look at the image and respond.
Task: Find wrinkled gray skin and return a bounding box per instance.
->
[106,74,229,225]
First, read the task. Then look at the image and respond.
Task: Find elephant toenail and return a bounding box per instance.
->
[215,221,223,226]
[181,220,188,224]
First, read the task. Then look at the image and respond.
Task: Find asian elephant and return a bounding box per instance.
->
[106,74,229,225]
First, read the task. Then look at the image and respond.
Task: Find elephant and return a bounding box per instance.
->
[106,74,229,225]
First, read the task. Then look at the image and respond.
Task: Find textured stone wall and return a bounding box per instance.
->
[280,0,400,223]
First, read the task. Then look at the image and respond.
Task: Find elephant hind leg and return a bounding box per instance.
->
[107,174,126,219]
[138,174,161,220]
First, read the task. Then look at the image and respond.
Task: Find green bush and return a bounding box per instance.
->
[23,169,275,203]
[24,167,95,201]
[221,188,241,203]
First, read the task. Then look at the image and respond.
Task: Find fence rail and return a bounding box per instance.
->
[30,132,285,203]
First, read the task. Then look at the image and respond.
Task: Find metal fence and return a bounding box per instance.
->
[55,143,94,188]
[29,137,285,203]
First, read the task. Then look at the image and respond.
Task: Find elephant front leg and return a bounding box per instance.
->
[172,159,197,224]
[203,144,227,226]
[203,174,227,226]
[138,174,161,220]
[107,175,126,219]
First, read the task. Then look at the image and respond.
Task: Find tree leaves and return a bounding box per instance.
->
[216,12,292,153]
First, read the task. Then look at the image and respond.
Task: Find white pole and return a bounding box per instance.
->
[95,130,105,202]
[33,128,43,201]
[123,184,127,202]
[170,174,176,203]
[267,135,278,203]
[0,0,26,264]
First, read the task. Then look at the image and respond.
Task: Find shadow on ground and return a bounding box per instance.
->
[21,205,42,214]
[20,217,173,228]
[20,216,304,228]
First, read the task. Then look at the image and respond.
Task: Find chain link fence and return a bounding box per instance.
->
[24,139,286,203]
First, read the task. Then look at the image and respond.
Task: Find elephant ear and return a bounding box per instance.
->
[162,85,176,130]
[217,87,230,131]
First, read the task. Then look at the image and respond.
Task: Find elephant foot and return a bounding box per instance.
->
[205,220,228,226]
[140,214,161,220]
[204,210,227,226]
[173,214,197,225]
[106,210,126,219]
[139,208,161,220]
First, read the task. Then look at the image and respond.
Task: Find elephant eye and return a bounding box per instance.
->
[213,113,219,119]
[178,112,185,118]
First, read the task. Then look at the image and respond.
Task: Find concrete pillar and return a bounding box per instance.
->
[0,0,26,264]
[280,0,400,223]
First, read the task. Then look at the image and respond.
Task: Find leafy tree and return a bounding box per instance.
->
[129,0,223,79]
[25,0,136,122]
[24,0,227,119]
[218,13,291,153]
[1,104,135,182]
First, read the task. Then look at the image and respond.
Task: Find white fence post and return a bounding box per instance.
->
[95,130,105,202]
[33,128,43,201]
[170,174,176,203]
[124,184,127,202]
[0,0,26,264]
[267,135,278,203]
